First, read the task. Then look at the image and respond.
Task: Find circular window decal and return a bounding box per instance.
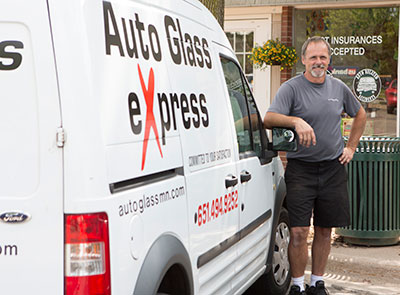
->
[352,69,381,103]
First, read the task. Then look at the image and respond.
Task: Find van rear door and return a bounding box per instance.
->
[0,0,63,293]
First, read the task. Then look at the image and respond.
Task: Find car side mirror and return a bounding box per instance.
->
[271,127,298,152]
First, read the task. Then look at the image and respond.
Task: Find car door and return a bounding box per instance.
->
[163,28,240,294]
[0,0,63,293]
[219,56,275,292]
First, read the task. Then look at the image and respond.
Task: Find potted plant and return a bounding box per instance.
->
[250,39,298,71]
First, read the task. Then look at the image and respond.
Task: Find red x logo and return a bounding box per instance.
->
[138,64,163,170]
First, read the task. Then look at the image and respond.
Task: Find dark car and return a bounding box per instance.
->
[385,79,397,114]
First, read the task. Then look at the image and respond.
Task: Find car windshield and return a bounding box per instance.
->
[392,80,397,89]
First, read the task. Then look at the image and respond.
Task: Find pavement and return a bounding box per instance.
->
[303,234,400,295]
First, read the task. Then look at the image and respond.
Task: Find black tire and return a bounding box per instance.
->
[247,208,291,295]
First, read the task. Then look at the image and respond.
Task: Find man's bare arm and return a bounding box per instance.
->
[339,106,367,164]
[263,111,316,147]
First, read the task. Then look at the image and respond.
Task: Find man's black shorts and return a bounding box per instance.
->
[284,158,350,228]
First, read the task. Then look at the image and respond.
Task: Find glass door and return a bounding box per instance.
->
[294,7,399,136]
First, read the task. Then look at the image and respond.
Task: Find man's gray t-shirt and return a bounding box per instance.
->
[268,73,361,162]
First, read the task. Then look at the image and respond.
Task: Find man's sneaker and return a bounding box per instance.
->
[306,280,329,295]
[289,285,306,295]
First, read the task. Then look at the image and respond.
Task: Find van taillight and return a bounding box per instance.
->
[65,213,111,295]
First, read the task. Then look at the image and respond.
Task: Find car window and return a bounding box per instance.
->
[220,57,252,153]
[220,56,263,157]
[243,79,263,157]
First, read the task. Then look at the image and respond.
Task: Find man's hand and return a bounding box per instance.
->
[340,107,366,165]
[264,112,316,147]
[339,147,355,165]
[294,118,317,148]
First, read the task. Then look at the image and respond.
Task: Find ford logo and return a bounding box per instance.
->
[0,212,31,223]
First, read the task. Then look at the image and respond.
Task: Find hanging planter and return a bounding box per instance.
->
[250,39,298,71]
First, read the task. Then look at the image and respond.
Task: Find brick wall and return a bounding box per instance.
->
[279,6,293,167]
[280,6,294,85]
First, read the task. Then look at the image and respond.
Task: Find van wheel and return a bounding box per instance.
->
[264,207,291,294]
[249,208,291,294]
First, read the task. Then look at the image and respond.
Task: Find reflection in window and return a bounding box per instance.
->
[220,57,263,158]
[244,79,263,156]
[221,57,252,153]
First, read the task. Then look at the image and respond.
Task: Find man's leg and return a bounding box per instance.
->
[305,226,332,294]
[289,226,310,292]
[311,226,332,276]
[285,159,317,294]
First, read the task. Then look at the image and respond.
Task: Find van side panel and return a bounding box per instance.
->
[0,0,63,293]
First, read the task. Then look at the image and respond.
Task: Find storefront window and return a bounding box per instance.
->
[294,7,399,136]
[226,32,254,85]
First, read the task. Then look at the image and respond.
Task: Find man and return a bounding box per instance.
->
[264,36,366,295]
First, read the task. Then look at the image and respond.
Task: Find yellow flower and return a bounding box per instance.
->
[249,38,298,71]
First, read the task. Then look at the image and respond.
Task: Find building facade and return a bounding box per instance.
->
[225,0,400,137]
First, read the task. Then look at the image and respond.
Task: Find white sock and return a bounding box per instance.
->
[292,276,305,291]
[310,274,324,287]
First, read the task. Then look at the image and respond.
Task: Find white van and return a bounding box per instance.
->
[0,0,294,294]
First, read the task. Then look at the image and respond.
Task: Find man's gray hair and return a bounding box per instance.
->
[301,36,331,57]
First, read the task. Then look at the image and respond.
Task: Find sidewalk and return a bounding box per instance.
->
[305,233,400,294]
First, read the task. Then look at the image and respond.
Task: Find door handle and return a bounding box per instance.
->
[225,175,238,188]
[240,170,252,183]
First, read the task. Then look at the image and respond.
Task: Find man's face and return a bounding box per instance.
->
[302,41,330,79]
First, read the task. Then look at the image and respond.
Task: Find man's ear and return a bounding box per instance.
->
[301,55,305,65]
